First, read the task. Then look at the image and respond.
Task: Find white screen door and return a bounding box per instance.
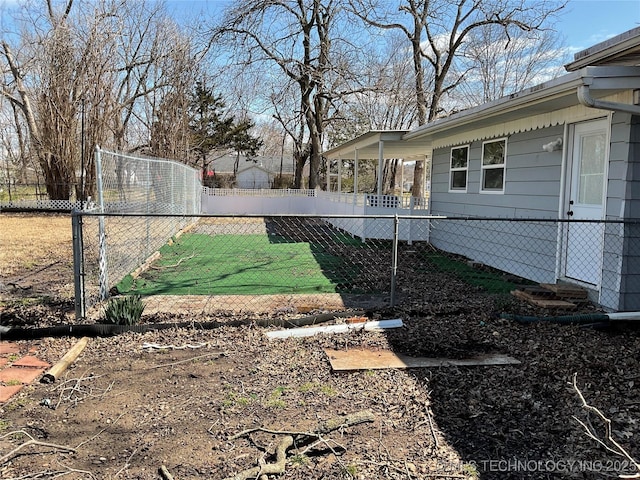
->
[565,118,608,285]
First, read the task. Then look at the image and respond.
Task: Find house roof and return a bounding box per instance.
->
[565,26,640,71]
[322,130,429,160]
[323,27,640,159]
[402,65,640,147]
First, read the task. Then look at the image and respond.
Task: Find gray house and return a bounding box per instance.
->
[324,27,640,311]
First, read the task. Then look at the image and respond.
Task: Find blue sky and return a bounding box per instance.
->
[1,0,638,53]
[558,0,640,52]
[161,0,639,52]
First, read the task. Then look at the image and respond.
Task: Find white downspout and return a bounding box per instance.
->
[577,85,640,115]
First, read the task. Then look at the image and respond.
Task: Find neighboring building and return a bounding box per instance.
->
[208,154,297,188]
[324,27,640,311]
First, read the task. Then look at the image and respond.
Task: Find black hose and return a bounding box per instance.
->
[500,313,610,324]
[0,311,366,340]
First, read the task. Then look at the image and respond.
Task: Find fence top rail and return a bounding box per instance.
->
[68,210,640,224]
[98,148,199,171]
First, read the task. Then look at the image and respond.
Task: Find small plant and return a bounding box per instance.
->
[5,379,21,386]
[103,295,145,325]
[290,454,309,467]
[0,419,11,431]
[342,464,358,478]
[266,386,287,409]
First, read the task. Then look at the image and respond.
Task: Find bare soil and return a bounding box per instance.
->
[2,212,640,480]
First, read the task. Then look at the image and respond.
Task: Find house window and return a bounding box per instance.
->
[481,138,507,192]
[449,145,469,191]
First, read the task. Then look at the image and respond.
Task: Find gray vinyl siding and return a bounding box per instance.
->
[429,218,559,284]
[428,126,565,284]
[430,126,565,218]
[605,113,640,310]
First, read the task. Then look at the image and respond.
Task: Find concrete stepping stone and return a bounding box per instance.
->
[13,356,51,368]
[0,366,46,385]
[0,384,24,403]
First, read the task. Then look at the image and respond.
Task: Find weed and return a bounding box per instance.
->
[7,354,19,362]
[221,390,256,409]
[319,385,337,396]
[266,387,287,409]
[0,419,10,431]
[298,382,337,396]
[290,454,309,467]
[342,464,358,478]
[462,462,479,478]
[5,397,29,411]
[5,379,21,386]
[298,382,315,393]
[103,295,145,325]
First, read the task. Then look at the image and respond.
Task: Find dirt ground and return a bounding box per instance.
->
[2,212,640,479]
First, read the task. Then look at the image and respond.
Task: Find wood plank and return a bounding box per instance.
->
[540,283,589,298]
[324,348,520,371]
[511,290,577,309]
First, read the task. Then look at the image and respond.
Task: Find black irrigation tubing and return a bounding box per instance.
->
[500,313,610,324]
[0,311,367,341]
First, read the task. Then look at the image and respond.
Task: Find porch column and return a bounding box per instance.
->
[326,157,331,192]
[353,149,359,205]
[377,140,384,196]
[337,155,342,194]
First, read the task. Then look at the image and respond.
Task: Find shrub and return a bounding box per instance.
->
[103,295,145,325]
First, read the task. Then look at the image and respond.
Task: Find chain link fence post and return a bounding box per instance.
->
[390,214,399,307]
[95,146,109,301]
[72,209,86,320]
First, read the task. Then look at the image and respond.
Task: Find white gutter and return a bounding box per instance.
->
[576,84,640,115]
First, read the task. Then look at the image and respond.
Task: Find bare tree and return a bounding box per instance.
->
[349,0,566,198]
[456,24,567,106]
[212,0,367,189]
[0,0,202,200]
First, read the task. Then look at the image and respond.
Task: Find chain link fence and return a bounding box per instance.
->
[73,212,640,320]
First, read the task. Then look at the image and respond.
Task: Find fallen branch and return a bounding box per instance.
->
[150,252,196,271]
[0,430,76,465]
[572,373,640,479]
[158,465,175,480]
[223,410,375,480]
[223,436,293,480]
[229,409,375,441]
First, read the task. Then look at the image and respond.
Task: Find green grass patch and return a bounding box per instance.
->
[422,251,530,294]
[117,233,352,295]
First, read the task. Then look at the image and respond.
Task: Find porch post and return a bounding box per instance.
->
[354,148,359,205]
[377,140,384,196]
[337,155,342,195]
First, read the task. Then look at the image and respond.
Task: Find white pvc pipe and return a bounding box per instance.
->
[266,318,404,339]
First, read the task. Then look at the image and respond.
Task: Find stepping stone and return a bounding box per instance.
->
[0,367,45,384]
[12,356,51,368]
[0,384,24,403]
[0,343,20,355]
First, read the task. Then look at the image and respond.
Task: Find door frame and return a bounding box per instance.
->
[560,116,611,288]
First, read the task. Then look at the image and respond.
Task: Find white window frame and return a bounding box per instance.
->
[480,138,507,194]
[449,145,469,193]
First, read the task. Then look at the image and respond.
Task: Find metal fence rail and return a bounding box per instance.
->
[72,212,640,320]
[96,148,201,214]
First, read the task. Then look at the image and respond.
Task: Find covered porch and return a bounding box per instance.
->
[322,130,433,212]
